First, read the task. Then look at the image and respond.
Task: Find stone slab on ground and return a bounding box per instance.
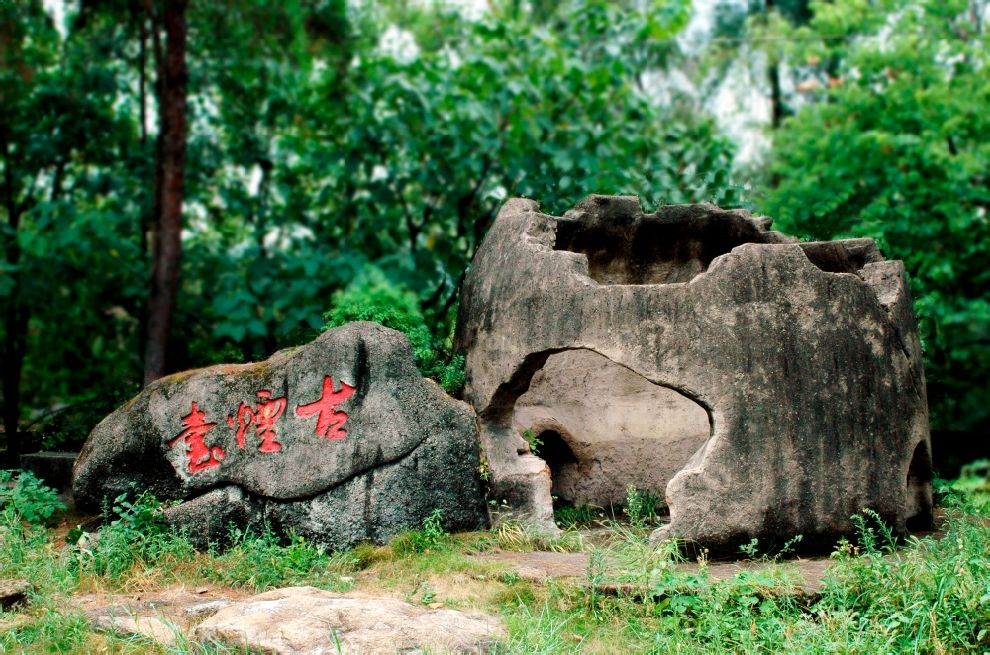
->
[76,586,252,635]
[89,613,179,647]
[193,586,506,654]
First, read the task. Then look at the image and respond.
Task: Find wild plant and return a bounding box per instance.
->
[390,508,452,556]
[0,469,64,526]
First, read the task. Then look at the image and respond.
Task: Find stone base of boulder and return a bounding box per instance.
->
[20,451,77,498]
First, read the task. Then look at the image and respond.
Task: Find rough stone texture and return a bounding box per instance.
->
[193,586,506,654]
[90,612,179,647]
[514,349,709,507]
[456,195,932,552]
[73,322,487,549]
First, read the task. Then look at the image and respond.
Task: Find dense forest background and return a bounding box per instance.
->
[1,0,987,469]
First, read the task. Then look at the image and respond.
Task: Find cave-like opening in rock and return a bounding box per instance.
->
[512,349,712,522]
[537,429,578,502]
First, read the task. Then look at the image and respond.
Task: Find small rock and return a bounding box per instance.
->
[90,611,179,647]
[0,579,30,611]
[184,600,232,618]
[427,602,444,609]
[194,586,505,654]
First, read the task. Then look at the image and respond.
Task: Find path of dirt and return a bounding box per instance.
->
[471,550,832,598]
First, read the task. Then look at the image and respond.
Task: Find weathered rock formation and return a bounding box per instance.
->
[514,349,709,508]
[72,322,487,549]
[456,195,933,552]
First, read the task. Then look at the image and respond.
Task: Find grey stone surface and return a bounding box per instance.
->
[514,349,709,508]
[193,586,506,654]
[456,195,932,552]
[183,600,233,618]
[89,611,179,647]
[73,322,487,549]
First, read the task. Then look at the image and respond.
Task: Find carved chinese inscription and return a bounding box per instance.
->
[228,390,288,453]
[295,375,356,441]
[168,401,225,473]
[167,376,356,475]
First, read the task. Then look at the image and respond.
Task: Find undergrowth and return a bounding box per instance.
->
[2,470,989,653]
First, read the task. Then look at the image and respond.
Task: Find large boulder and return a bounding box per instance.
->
[456,195,932,552]
[73,322,487,549]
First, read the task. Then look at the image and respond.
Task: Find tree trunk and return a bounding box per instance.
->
[143,0,189,384]
[768,60,783,129]
[765,0,784,129]
[2,142,26,467]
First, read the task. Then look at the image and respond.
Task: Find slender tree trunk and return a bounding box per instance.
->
[143,0,189,384]
[137,9,151,370]
[2,142,26,467]
[768,61,783,128]
[765,0,784,129]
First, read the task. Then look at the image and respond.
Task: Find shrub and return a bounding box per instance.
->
[323,272,465,394]
[390,509,451,556]
[623,485,663,528]
[0,470,64,526]
[554,504,598,528]
[203,525,346,591]
[70,490,194,580]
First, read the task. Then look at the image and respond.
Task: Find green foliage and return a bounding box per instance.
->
[203,525,347,592]
[762,0,990,433]
[390,508,451,556]
[2,485,990,653]
[521,429,542,456]
[812,509,990,652]
[488,520,585,553]
[948,459,990,513]
[553,504,598,528]
[324,271,433,353]
[738,534,804,560]
[71,490,195,580]
[623,484,663,528]
[323,272,465,393]
[3,0,741,452]
[531,507,990,654]
[0,469,64,525]
[0,604,92,654]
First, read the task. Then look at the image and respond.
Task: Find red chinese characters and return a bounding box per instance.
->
[227,390,288,453]
[168,377,356,475]
[295,375,356,441]
[168,401,225,473]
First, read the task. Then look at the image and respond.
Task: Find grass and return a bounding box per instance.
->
[2,471,989,653]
